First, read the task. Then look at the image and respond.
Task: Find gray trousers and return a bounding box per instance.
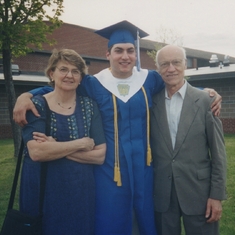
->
[154,182,219,235]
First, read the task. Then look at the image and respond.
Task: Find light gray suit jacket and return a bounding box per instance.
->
[150,82,227,215]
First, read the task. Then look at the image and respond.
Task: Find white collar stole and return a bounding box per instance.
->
[94,67,148,103]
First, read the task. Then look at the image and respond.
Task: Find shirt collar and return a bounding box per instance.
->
[165,79,187,99]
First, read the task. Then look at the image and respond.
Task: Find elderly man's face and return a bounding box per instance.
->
[157,45,187,89]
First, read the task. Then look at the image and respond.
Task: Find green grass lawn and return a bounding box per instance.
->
[219,134,235,234]
[0,139,18,227]
[0,136,235,234]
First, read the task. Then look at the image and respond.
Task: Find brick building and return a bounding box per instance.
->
[185,64,235,134]
[0,22,235,138]
[8,22,235,75]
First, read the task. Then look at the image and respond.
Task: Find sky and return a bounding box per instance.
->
[57,0,235,57]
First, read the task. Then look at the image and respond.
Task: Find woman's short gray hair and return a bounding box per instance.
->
[45,49,88,86]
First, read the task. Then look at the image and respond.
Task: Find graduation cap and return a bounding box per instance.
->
[95,20,149,70]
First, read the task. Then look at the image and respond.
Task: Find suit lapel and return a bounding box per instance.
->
[173,84,199,157]
[152,89,174,155]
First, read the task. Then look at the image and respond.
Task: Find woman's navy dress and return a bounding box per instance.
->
[20,95,105,235]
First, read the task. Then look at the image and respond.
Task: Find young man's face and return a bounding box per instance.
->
[106,43,136,79]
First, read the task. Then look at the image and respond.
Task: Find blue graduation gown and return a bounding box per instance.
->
[82,70,164,235]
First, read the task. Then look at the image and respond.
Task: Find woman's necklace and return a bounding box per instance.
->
[57,100,76,109]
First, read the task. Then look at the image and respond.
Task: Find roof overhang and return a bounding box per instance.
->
[0,73,50,86]
[185,64,235,81]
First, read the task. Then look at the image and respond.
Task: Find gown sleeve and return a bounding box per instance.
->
[149,70,165,95]
[89,100,106,146]
[28,73,91,97]
[22,96,47,144]
[29,86,54,96]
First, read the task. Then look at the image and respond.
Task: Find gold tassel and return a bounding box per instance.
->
[112,94,122,186]
[147,146,152,166]
[116,167,122,186]
[114,163,118,182]
[141,87,152,167]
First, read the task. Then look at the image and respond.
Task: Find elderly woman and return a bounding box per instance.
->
[20,49,106,235]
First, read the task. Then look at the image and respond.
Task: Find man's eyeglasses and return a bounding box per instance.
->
[159,59,184,69]
[56,67,81,77]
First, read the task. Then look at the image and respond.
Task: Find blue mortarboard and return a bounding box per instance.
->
[95,20,149,70]
[95,20,149,48]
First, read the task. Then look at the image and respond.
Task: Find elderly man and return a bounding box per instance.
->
[150,45,227,235]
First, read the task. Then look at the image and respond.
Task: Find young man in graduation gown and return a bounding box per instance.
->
[13,21,221,235]
[83,21,164,235]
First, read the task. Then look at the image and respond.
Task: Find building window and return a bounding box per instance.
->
[85,60,91,65]
[187,58,193,68]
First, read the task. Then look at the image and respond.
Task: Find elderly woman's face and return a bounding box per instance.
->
[50,61,82,91]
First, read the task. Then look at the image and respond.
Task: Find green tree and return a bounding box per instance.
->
[147,25,184,63]
[0,0,64,156]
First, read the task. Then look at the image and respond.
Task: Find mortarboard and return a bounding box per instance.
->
[95,20,149,71]
[95,20,149,48]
